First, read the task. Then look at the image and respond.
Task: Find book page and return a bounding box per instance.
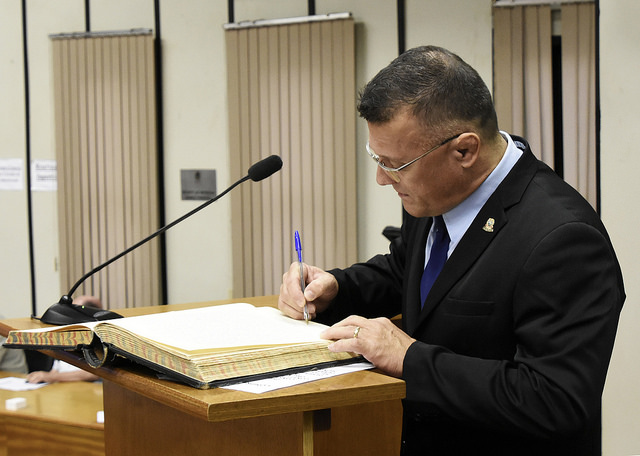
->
[97,303,331,352]
[15,321,101,333]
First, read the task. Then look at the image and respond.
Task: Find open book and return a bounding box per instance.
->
[3,303,359,389]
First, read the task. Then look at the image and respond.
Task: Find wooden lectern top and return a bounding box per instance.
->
[0,296,405,424]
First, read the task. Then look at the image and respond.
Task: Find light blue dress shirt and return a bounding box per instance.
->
[424,132,523,268]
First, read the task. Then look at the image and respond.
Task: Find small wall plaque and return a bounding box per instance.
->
[181,169,217,200]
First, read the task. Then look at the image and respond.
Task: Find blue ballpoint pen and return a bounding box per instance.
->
[294,230,309,323]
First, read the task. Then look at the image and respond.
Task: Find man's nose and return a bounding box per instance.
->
[376,165,395,186]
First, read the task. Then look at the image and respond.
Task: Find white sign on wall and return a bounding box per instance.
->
[31,159,57,191]
[0,158,24,191]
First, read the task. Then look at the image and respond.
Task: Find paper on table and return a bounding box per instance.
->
[0,377,49,391]
[222,360,375,394]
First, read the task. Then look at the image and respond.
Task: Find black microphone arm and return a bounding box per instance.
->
[38,155,283,325]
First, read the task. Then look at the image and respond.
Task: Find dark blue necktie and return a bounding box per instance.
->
[420,215,450,308]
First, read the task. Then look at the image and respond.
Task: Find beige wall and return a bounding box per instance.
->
[0,0,637,453]
[600,1,640,454]
[0,0,30,317]
[0,0,493,311]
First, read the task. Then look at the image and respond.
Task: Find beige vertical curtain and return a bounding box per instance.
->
[493,5,555,165]
[225,15,357,298]
[561,3,597,205]
[52,30,161,310]
[493,2,597,208]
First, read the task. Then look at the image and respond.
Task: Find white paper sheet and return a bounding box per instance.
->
[0,377,49,391]
[221,361,375,394]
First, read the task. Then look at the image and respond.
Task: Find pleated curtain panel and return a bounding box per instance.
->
[493,2,597,208]
[51,30,161,310]
[225,14,358,298]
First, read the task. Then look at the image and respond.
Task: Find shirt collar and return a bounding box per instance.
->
[441,132,522,254]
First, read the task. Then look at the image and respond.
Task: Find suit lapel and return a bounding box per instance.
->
[416,203,508,324]
[409,139,538,333]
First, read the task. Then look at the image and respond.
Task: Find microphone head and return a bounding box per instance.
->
[247,155,283,182]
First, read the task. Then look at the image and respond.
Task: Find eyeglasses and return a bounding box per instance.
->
[366,133,462,183]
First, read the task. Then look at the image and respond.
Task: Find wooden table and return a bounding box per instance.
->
[0,371,104,456]
[1,296,405,456]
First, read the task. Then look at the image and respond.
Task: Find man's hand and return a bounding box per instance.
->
[321,315,416,378]
[278,262,339,320]
[26,370,58,384]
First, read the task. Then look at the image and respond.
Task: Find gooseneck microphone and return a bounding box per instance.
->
[37,155,283,326]
[247,155,283,182]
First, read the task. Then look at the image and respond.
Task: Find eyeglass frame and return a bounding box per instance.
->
[366,133,462,183]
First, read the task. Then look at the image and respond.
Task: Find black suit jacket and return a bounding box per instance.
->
[322,137,625,455]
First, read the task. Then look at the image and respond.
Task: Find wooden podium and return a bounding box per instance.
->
[0,296,405,456]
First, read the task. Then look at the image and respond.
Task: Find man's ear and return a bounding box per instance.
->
[453,133,480,168]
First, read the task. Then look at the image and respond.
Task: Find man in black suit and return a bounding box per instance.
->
[278,45,624,455]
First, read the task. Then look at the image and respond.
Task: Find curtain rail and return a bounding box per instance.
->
[493,0,593,7]
[224,12,350,30]
[50,28,152,40]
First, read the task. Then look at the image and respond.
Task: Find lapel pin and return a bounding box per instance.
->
[482,218,495,233]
